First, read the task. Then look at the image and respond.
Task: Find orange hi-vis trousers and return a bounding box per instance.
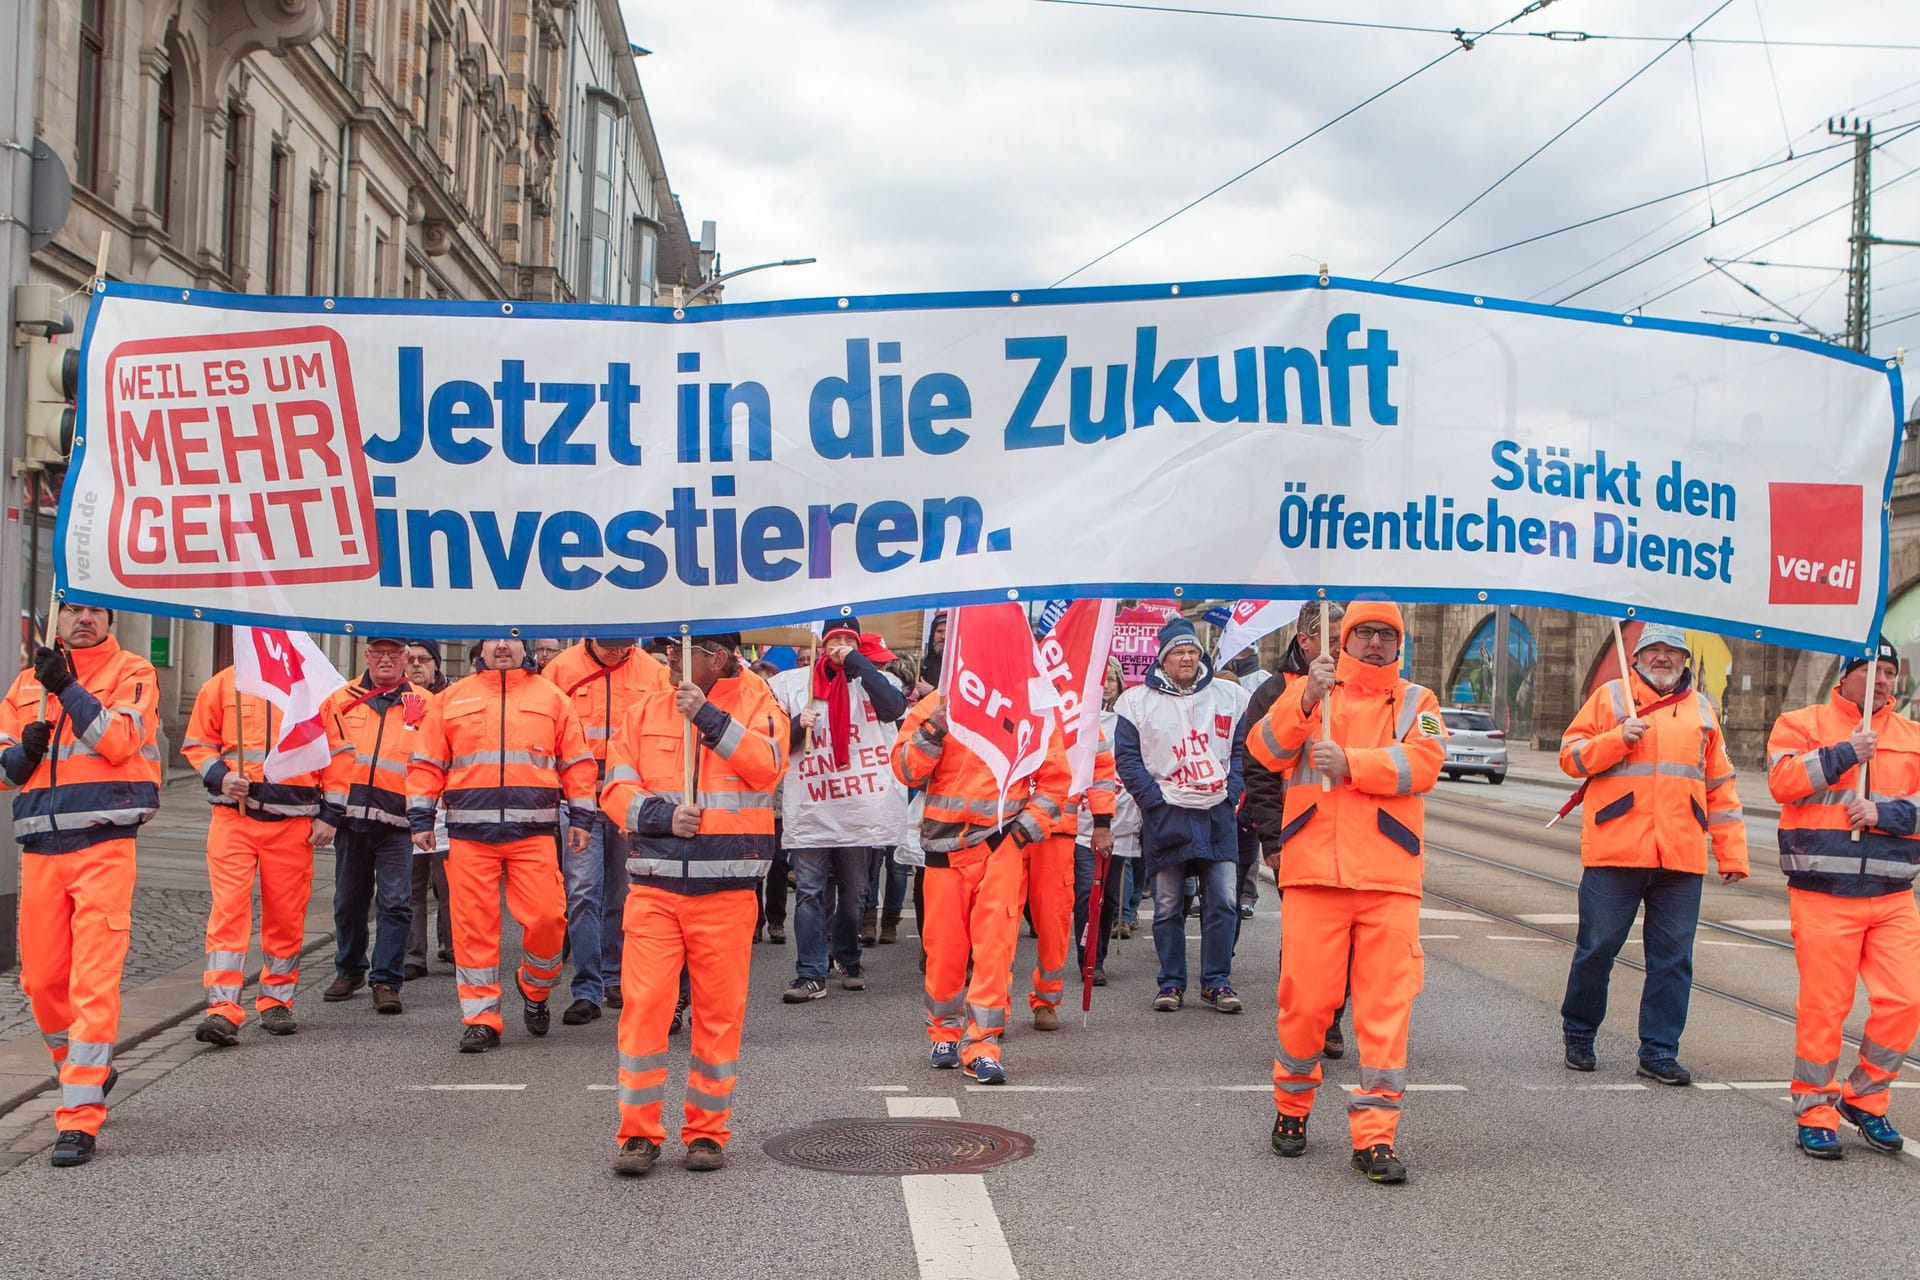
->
[20,838,136,1136]
[1788,886,1920,1130]
[1273,886,1424,1148]
[615,885,757,1148]
[446,835,566,1033]
[204,807,316,1024]
[923,838,1022,1066]
[1021,835,1075,1011]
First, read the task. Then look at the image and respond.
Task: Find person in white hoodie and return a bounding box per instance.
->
[1112,617,1249,1014]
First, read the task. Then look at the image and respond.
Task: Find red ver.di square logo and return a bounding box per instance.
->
[1767,483,1863,606]
[102,326,378,589]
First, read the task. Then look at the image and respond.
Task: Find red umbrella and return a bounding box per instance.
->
[1080,847,1110,1020]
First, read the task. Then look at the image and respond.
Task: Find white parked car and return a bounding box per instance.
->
[1440,708,1507,784]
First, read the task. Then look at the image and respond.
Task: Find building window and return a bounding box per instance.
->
[579,96,620,304]
[154,64,175,228]
[305,181,326,295]
[373,229,391,296]
[266,148,287,292]
[77,0,106,189]
[630,217,657,305]
[222,106,246,279]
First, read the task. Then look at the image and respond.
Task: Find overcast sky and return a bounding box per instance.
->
[622,0,1920,367]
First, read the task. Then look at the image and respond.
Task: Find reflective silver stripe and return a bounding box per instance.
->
[43,1029,69,1053]
[1394,688,1428,740]
[626,857,768,879]
[1566,739,1591,776]
[1274,1077,1319,1095]
[15,807,157,833]
[408,798,438,815]
[1598,761,1707,781]
[1769,750,1792,768]
[1358,1064,1406,1094]
[1607,681,1627,720]
[521,970,560,992]
[456,966,499,988]
[627,797,650,833]
[619,1083,665,1107]
[66,1039,112,1067]
[1030,795,1063,821]
[250,801,320,817]
[521,948,562,971]
[1707,773,1735,789]
[1858,1036,1907,1073]
[1707,808,1743,827]
[206,950,247,971]
[926,793,1006,820]
[1845,1066,1894,1097]
[925,993,966,1028]
[75,708,119,750]
[1348,1093,1403,1112]
[712,718,746,758]
[450,750,556,770]
[206,984,243,1006]
[689,791,776,812]
[460,996,501,1018]
[259,979,296,998]
[467,806,560,824]
[909,728,945,758]
[968,1003,1007,1031]
[620,1051,669,1074]
[182,737,221,753]
[583,726,613,741]
[1086,779,1119,795]
[1037,966,1066,983]
[561,752,594,771]
[685,1085,733,1112]
[1258,718,1297,764]
[1291,764,1327,789]
[692,1055,738,1080]
[1803,788,1860,807]
[263,952,299,977]
[1794,1091,1840,1115]
[1793,1056,1837,1086]
[323,789,349,807]
[61,1083,106,1108]
[1274,1043,1321,1077]
[1804,753,1829,791]
[605,765,640,783]
[344,807,411,829]
[1014,811,1045,846]
[1386,744,1412,796]
[410,752,449,768]
[1780,853,1920,880]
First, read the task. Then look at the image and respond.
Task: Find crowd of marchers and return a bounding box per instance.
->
[1,601,1914,1182]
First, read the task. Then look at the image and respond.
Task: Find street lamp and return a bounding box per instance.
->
[676,257,817,312]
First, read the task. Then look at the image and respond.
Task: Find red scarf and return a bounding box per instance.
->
[811,653,853,770]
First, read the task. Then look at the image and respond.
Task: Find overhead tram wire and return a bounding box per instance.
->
[1031,0,1920,51]
[1552,124,1920,307]
[1043,0,1567,289]
[1390,135,1859,286]
[1373,0,1735,283]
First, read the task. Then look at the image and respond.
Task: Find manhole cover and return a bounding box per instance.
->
[763,1118,1035,1176]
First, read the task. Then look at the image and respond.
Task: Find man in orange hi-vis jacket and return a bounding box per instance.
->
[1246,601,1444,1185]
[893,693,1071,1085]
[1768,636,1920,1160]
[182,665,329,1046]
[408,637,596,1054]
[601,632,787,1176]
[0,604,161,1167]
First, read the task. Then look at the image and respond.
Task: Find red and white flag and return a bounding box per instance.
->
[1215,599,1290,668]
[234,626,349,781]
[940,603,1058,819]
[1040,599,1117,795]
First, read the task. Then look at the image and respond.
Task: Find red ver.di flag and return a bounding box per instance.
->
[1215,599,1289,668]
[1040,599,1117,795]
[234,626,349,780]
[940,604,1058,819]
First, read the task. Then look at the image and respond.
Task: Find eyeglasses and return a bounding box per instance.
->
[1350,625,1400,643]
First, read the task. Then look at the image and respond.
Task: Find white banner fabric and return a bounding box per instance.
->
[60,277,1904,655]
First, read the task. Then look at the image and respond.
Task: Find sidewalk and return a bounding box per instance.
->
[0,779,338,1114]
[1501,741,1782,819]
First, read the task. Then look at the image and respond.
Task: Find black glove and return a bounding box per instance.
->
[32,646,73,696]
[18,720,52,765]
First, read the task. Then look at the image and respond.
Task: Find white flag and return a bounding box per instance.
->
[1215,599,1291,668]
[233,626,349,781]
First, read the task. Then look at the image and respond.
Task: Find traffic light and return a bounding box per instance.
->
[24,338,79,468]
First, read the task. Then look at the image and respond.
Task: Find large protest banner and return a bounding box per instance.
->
[59,275,1904,653]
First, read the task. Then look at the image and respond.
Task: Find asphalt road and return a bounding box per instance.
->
[1,776,1915,1279]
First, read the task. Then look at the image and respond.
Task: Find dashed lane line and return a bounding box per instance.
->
[888,1096,1019,1280]
[409,1084,527,1092]
[1516,913,1582,925]
[1419,908,1489,921]
[1418,934,1461,940]
[1484,935,1560,942]
[962,1085,1091,1093]
[1718,919,1792,930]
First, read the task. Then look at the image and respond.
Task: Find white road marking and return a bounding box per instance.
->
[1339,1083,1469,1093]
[587,1084,617,1091]
[1420,908,1489,921]
[1718,918,1792,930]
[889,1097,1018,1280]
[1690,1082,1734,1091]
[410,1084,527,1092]
[1418,933,1461,940]
[1485,935,1558,942]
[963,1085,1090,1093]
[1696,940,1770,949]
[861,1085,911,1092]
[1517,912,1581,925]
[1728,1081,1792,1090]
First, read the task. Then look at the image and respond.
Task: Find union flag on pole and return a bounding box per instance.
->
[234,626,349,780]
[1215,599,1290,668]
[1040,599,1117,796]
[940,604,1058,820]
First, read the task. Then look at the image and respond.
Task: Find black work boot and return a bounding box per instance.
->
[1270,1114,1307,1158]
[194,1014,240,1047]
[50,1131,96,1167]
[523,994,551,1037]
[1351,1144,1408,1184]
[459,1025,501,1054]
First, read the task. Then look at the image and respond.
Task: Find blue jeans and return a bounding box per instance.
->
[1073,844,1124,969]
[332,826,415,989]
[1560,865,1703,1062]
[563,808,629,1003]
[1120,859,1142,924]
[1150,860,1237,991]
[793,846,870,980]
[864,848,911,913]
